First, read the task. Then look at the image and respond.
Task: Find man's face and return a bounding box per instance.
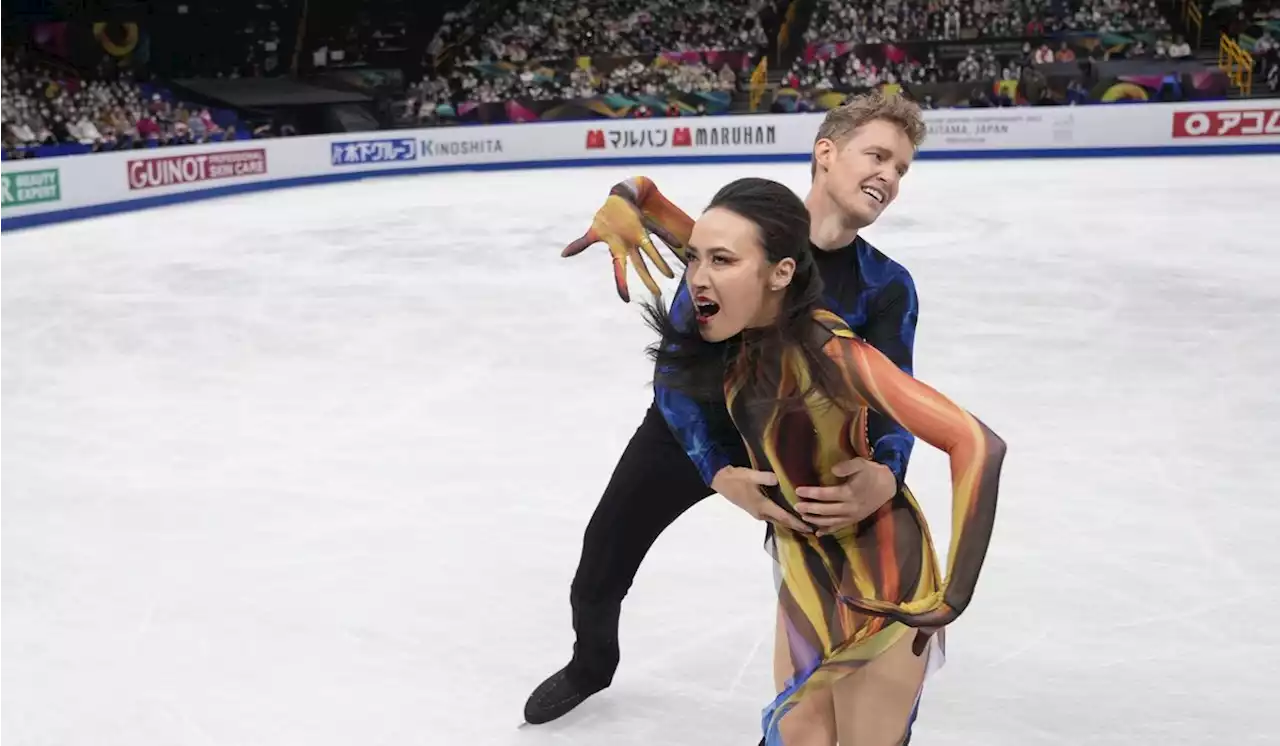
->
[814,119,915,227]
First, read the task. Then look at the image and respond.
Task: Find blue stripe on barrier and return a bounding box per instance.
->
[4,142,1279,232]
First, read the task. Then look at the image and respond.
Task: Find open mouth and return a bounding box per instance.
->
[694,299,721,324]
[861,185,886,204]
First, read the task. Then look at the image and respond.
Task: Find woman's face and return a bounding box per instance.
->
[684,207,793,343]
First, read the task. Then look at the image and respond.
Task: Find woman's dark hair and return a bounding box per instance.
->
[642,177,856,413]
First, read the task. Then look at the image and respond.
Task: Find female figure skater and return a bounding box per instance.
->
[643,178,1005,746]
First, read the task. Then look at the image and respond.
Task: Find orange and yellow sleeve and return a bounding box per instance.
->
[824,329,1007,628]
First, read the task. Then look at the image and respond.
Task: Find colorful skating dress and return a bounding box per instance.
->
[724,310,1005,743]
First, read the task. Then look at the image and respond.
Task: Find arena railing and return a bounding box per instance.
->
[1219,33,1254,95]
[1183,0,1204,49]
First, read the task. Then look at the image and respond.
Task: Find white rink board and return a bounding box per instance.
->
[2,100,1278,229]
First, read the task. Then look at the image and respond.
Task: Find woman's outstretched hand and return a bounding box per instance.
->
[561,177,693,303]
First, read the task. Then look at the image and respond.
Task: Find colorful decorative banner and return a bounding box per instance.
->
[426,90,734,125]
[801,31,1163,69]
[656,49,755,71]
[461,50,756,84]
[1239,20,1280,52]
[770,61,1228,110]
[1091,70,1228,102]
[803,41,858,64]
[30,19,151,68]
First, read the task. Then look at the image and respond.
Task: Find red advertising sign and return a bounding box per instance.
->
[127,149,268,190]
[582,124,775,150]
[1172,109,1280,138]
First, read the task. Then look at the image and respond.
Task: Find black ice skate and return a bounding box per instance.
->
[522,665,607,725]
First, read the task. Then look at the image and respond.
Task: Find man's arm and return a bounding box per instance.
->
[857,271,920,487]
[558,176,740,485]
[793,283,919,532]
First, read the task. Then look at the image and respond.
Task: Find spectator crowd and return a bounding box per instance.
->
[777,0,1206,105]
[783,31,1196,94]
[1223,1,1279,93]
[405,55,742,124]
[1,52,246,155]
[453,0,775,60]
[403,0,777,121]
[4,0,1275,159]
[804,0,1172,45]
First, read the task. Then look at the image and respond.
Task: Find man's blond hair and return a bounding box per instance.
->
[810,90,926,178]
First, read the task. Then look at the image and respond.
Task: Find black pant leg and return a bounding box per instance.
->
[565,401,741,687]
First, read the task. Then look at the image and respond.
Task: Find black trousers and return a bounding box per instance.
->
[566,401,749,688]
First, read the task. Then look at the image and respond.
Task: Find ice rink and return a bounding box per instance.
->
[4,155,1279,745]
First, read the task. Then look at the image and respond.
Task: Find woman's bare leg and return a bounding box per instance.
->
[830,629,928,746]
[772,605,837,746]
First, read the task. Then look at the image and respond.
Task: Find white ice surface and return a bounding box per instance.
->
[4,156,1280,746]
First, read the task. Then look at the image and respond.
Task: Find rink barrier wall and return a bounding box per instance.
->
[3,100,1279,231]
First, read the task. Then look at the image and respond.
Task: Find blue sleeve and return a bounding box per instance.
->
[653,281,737,487]
[858,272,919,486]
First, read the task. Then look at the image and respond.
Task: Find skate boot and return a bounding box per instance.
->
[524,597,620,724]
[523,665,608,724]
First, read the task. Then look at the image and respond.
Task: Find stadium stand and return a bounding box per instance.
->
[3,0,1276,160]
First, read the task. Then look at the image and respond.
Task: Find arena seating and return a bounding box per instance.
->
[776,0,1216,110]
[1195,0,1278,94]
[3,0,1276,160]
[403,0,779,124]
[2,51,251,159]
